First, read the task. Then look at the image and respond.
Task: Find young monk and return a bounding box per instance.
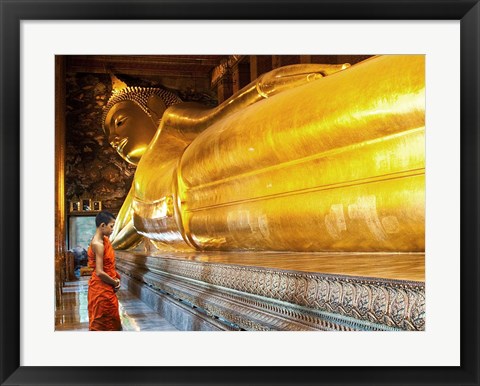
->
[87,210,122,331]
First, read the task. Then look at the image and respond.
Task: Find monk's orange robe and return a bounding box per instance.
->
[87,236,122,331]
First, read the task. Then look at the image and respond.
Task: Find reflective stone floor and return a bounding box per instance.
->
[55,276,178,331]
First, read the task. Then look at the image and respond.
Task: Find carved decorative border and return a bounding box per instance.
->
[117,261,394,331]
[116,252,425,331]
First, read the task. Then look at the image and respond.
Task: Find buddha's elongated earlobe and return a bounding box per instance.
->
[147,94,167,125]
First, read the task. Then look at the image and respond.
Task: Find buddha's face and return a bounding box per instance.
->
[104,100,158,165]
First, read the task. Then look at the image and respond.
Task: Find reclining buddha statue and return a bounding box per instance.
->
[103,55,425,254]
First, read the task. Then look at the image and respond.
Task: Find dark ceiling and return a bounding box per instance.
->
[65,55,227,79]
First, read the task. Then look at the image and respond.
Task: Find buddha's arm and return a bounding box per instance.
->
[137,62,351,157]
[160,62,351,136]
[254,62,351,97]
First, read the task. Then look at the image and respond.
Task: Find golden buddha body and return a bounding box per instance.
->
[103,55,425,253]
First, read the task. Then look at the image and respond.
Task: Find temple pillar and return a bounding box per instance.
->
[249,55,272,81]
[272,55,302,68]
[232,60,251,94]
[310,55,373,65]
[271,55,282,69]
[215,75,233,104]
[65,251,76,281]
[299,55,312,64]
[336,55,374,65]
[55,56,67,302]
[311,55,339,64]
[212,56,250,104]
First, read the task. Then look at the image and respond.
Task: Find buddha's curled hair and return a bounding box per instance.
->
[102,86,182,133]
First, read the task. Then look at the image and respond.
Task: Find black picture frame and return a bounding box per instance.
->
[1,1,479,385]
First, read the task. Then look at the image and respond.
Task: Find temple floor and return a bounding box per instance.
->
[55,276,178,331]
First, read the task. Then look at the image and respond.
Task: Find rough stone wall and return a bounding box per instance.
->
[65,73,136,213]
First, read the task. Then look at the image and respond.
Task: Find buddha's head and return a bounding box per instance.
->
[102,81,182,165]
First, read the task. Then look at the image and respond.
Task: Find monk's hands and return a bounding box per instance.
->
[113,278,121,292]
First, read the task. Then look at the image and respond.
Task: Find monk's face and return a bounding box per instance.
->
[102,220,116,237]
[104,100,157,165]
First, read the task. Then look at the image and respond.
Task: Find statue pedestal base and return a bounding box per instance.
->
[116,250,425,331]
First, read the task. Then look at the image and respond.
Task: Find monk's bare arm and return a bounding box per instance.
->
[92,241,120,288]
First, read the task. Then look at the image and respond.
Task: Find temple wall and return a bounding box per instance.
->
[65,72,135,212]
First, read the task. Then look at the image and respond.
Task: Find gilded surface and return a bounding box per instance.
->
[104,55,425,254]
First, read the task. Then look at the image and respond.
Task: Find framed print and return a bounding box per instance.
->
[92,200,102,212]
[81,198,92,212]
[69,200,80,213]
[1,1,479,386]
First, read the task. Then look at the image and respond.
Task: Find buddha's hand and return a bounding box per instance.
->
[110,220,142,250]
